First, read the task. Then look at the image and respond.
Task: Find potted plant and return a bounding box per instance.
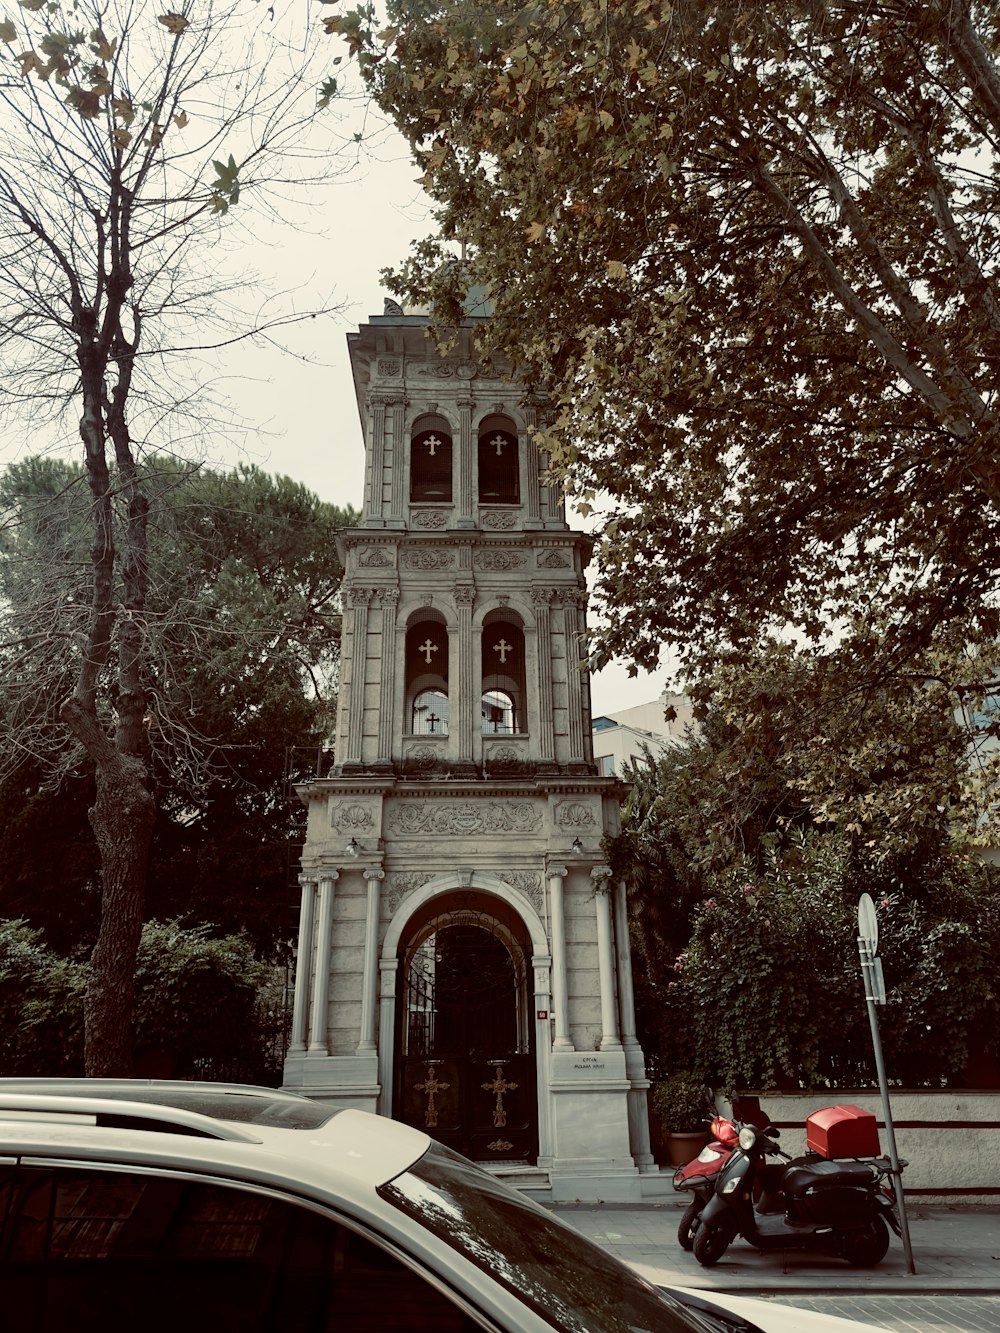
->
[651,1072,712,1167]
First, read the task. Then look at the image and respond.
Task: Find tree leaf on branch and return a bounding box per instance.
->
[157,12,190,34]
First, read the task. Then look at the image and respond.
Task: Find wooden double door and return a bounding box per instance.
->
[395,901,536,1163]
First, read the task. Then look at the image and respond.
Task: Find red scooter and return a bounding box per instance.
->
[672,1116,740,1249]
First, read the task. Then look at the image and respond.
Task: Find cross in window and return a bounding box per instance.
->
[425,434,442,456]
[490,434,506,455]
[494,638,513,663]
[418,639,438,664]
[427,712,440,733]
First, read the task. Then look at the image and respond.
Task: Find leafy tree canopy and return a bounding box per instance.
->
[0,456,357,954]
[334,0,1000,694]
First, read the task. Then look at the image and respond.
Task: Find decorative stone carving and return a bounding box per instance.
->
[387,801,542,835]
[555,801,597,829]
[485,746,520,768]
[475,549,527,571]
[358,546,394,568]
[538,549,569,568]
[590,866,613,894]
[401,548,455,570]
[416,361,478,380]
[378,587,400,606]
[331,803,375,831]
[481,511,517,529]
[454,584,476,606]
[377,358,402,377]
[411,510,449,529]
[530,587,552,606]
[503,870,543,909]
[384,871,436,917]
[349,586,376,607]
[404,745,442,773]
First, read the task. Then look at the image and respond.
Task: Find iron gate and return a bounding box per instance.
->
[395,903,536,1162]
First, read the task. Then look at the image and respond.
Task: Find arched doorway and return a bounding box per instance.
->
[394,892,537,1163]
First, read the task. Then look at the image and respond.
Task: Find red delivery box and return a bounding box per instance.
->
[806,1104,881,1159]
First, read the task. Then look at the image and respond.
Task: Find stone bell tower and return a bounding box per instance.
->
[283,301,654,1200]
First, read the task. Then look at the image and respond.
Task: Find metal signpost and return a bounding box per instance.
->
[857,893,916,1274]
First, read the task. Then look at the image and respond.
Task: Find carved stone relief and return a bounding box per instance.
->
[538,549,570,568]
[485,746,521,768]
[411,510,449,529]
[358,546,394,568]
[387,801,542,835]
[555,800,598,829]
[481,511,517,530]
[404,745,443,774]
[415,361,478,380]
[377,359,402,378]
[475,549,528,571]
[331,803,375,831]
[502,870,543,910]
[401,548,455,570]
[384,871,436,917]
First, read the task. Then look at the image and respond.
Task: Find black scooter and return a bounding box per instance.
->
[692,1121,904,1268]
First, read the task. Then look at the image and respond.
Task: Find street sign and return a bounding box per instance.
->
[857,892,879,953]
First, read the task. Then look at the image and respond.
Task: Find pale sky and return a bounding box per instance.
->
[0,89,664,717]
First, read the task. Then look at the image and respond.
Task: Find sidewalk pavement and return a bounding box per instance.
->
[547,1199,1000,1294]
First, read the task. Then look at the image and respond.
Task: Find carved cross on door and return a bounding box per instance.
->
[489,434,507,455]
[418,638,439,664]
[416,1065,450,1128]
[425,434,442,456]
[482,1063,518,1128]
[494,638,513,664]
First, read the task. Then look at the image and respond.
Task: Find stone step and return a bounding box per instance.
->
[481,1162,552,1202]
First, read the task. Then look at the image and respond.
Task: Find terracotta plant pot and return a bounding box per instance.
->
[665,1130,709,1168]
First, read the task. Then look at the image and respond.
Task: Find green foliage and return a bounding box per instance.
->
[0,456,357,956]
[650,1072,712,1135]
[338,0,1000,696]
[0,919,284,1081]
[0,921,85,1075]
[649,835,1000,1091]
[132,922,281,1081]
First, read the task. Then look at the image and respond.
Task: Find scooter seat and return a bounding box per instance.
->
[782,1158,875,1196]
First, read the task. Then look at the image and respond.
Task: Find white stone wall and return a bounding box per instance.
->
[736,1090,1000,1203]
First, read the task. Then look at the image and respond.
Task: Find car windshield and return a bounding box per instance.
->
[379,1143,707,1333]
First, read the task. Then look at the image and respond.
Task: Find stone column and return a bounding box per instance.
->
[357,867,385,1054]
[454,584,476,767]
[521,394,541,525]
[376,588,400,765]
[388,397,407,522]
[366,394,388,522]
[612,876,654,1171]
[308,870,339,1055]
[561,590,586,765]
[346,587,374,765]
[547,864,573,1051]
[592,866,623,1051]
[288,875,317,1053]
[377,957,398,1116]
[457,396,475,526]
[532,589,555,766]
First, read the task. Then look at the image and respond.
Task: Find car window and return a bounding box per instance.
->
[380,1143,706,1333]
[0,1164,483,1332]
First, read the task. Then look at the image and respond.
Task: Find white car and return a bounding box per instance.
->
[0,1079,889,1333]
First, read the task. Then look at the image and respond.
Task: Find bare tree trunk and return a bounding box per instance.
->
[61,698,154,1074]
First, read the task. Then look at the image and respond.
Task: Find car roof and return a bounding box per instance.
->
[0,1078,431,1193]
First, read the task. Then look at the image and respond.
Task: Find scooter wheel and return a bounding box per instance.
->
[692,1218,734,1267]
[677,1200,703,1251]
[839,1215,890,1267]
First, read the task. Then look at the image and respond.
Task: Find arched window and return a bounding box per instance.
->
[478,415,519,504]
[406,617,449,736]
[481,613,526,735]
[410,415,453,503]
